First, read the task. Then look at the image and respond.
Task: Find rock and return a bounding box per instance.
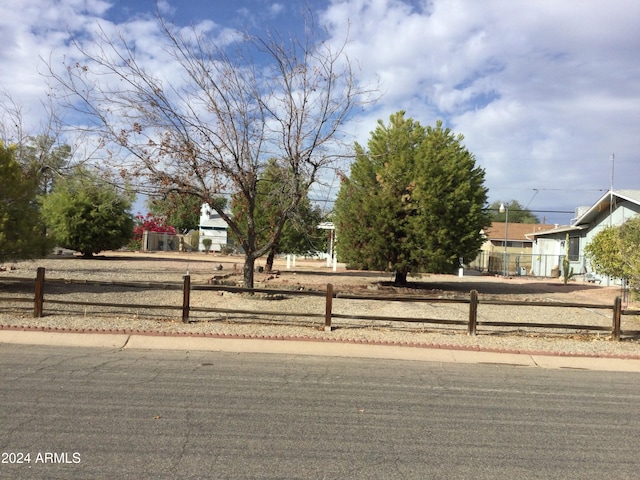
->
[208,274,231,285]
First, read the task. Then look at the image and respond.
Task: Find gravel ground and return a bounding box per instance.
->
[1,251,639,358]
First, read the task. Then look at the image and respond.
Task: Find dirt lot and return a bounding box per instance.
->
[1,251,639,357]
[0,250,628,303]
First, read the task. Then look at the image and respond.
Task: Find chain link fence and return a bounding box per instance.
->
[470,252,594,279]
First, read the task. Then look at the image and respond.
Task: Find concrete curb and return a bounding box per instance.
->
[2,328,640,372]
[0,329,129,348]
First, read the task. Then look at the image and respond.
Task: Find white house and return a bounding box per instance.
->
[529,190,640,282]
[198,203,229,252]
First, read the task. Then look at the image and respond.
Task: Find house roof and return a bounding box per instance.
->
[528,189,640,238]
[199,202,231,229]
[200,216,228,228]
[572,189,640,226]
[483,222,556,242]
[525,224,585,238]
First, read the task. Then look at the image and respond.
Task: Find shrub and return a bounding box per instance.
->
[190,233,200,250]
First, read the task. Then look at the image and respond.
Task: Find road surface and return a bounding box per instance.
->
[1,344,639,479]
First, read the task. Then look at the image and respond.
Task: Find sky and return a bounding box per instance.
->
[1,0,639,225]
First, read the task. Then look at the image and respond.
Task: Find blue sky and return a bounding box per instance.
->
[1,0,639,224]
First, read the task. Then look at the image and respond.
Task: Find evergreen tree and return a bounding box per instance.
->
[335,112,490,285]
[0,142,51,262]
[412,121,490,275]
[42,170,134,257]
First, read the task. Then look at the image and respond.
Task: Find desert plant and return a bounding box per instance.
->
[189,233,200,251]
[562,255,575,284]
[202,238,212,253]
[562,234,576,284]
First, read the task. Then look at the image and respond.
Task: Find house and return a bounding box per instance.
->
[529,190,640,282]
[471,222,555,275]
[198,203,229,252]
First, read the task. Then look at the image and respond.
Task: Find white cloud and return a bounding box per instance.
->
[1,0,638,224]
[0,1,116,132]
[320,0,640,222]
[269,3,285,16]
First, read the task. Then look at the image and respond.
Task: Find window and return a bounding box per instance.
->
[498,241,526,248]
[200,226,227,231]
[568,236,580,261]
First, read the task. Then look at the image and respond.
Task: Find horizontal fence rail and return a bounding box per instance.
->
[0,267,638,340]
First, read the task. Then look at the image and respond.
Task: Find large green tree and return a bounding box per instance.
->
[0,142,51,262]
[42,170,134,257]
[488,200,540,224]
[335,112,490,285]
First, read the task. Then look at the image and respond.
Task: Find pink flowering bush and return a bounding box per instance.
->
[129,213,177,250]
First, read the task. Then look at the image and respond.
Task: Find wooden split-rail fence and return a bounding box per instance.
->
[2,267,639,340]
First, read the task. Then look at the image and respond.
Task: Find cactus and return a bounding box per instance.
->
[562,233,576,285]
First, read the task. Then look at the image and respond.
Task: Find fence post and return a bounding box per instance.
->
[182,275,191,323]
[34,267,45,318]
[324,283,333,332]
[612,296,622,341]
[468,289,478,336]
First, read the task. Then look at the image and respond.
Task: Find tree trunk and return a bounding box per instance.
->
[243,256,256,289]
[394,269,408,287]
[265,249,276,273]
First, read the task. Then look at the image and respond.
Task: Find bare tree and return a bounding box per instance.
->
[0,91,75,193]
[0,90,28,148]
[48,11,375,287]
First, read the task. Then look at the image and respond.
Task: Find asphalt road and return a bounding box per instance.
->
[1,344,640,479]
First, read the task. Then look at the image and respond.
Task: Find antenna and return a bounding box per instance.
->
[610,153,615,193]
[609,153,615,226]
